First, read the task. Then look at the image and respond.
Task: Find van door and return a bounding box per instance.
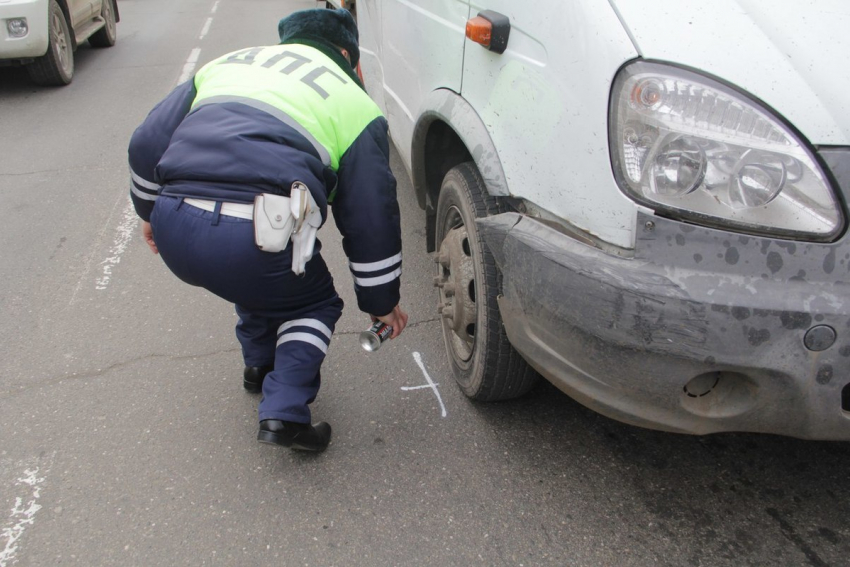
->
[380,0,470,169]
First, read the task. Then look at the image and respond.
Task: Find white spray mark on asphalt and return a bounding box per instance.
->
[95,200,137,290]
[0,467,46,567]
[211,0,220,13]
[404,352,447,418]
[199,17,213,39]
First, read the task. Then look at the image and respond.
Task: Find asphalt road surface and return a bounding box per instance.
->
[0,1,848,565]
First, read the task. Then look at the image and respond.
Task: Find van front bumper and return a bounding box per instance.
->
[478,207,850,440]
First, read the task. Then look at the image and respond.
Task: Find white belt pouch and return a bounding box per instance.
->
[253,193,294,253]
[252,182,322,275]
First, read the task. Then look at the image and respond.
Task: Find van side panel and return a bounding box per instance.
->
[463,1,639,248]
[358,0,388,115]
[379,0,470,170]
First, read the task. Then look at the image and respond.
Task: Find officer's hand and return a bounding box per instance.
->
[141,221,158,255]
[374,304,408,339]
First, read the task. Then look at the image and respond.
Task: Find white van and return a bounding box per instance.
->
[357,0,850,440]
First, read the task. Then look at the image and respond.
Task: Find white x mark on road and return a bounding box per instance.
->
[402,352,447,418]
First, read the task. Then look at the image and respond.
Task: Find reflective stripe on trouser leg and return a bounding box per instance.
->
[149,194,343,421]
[258,299,343,424]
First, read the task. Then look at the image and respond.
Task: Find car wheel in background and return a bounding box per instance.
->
[27,0,73,86]
[434,162,539,401]
[89,0,117,48]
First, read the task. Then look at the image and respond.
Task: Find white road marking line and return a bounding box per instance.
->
[406,352,447,418]
[95,200,137,290]
[92,42,201,293]
[0,467,47,567]
[69,185,131,303]
[177,47,202,85]
[90,2,213,293]
[199,17,213,40]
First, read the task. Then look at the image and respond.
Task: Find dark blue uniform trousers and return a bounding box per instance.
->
[150,196,344,424]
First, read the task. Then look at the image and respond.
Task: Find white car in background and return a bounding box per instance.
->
[0,0,118,85]
[358,0,850,440]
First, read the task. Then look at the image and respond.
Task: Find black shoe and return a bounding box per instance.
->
[257,419,332,452]
[243,365,273,393]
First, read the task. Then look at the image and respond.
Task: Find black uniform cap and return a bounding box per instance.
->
[278,8,360,69]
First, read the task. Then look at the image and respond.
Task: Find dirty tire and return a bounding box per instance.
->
[27,0,73,86]
[435,162,538,401]
[89,0,117,48]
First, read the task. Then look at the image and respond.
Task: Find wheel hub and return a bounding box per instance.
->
[435,221,476,361]
[52,12,70,73]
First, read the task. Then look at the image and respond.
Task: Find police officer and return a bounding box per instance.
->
[128,8,408,452]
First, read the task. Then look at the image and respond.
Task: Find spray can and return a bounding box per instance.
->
[360,321,393,352]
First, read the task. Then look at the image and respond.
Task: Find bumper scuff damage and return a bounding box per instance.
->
[478,149,850,440]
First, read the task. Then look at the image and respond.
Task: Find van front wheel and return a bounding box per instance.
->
[434,163,538,401]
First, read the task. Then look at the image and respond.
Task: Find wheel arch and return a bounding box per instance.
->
[54,0,77,49]
[411,89,510,252]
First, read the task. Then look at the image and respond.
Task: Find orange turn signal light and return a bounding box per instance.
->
[466,16,493,48]
[465,11,510,54]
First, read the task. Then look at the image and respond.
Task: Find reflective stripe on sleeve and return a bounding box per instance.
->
[130,179,158,201]
[130,169,162,192]
[349,252,402,273]
[353,267,402,287]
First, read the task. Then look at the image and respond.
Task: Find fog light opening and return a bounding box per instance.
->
[842,383,850,413]
[680,371,758,418]
[684,372,720,398]
[6,18,28,38]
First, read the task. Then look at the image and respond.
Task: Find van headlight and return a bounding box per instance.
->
[609,61,843,240]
